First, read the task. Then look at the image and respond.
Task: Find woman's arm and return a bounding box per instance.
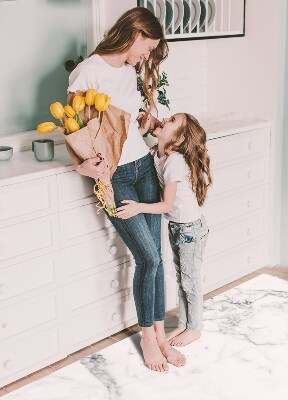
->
[65,92,106,180]
[116,181,177,219]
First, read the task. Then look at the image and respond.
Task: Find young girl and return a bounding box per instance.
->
[117,113,212,347]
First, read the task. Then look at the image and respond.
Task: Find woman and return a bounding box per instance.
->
[66,7,186,373]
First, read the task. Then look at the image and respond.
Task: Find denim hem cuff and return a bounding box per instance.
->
[186,326,202,331]
[138,322,154,328]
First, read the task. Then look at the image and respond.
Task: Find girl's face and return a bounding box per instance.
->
[153,113,185,144]
[126,34,160,66]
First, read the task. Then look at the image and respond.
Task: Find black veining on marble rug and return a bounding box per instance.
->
[81,354,122,400]
[203,288,288,345]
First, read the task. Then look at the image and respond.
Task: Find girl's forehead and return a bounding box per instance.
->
[173,113,185,123]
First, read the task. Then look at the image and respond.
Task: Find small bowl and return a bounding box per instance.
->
[0,146,13,161]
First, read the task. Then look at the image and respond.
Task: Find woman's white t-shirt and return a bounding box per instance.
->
[153,151,202,223]
[67,54,149,166]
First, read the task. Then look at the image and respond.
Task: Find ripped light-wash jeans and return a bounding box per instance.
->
[168,215,209,331]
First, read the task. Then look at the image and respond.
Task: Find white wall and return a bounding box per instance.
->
[281,3,288,265]
[206,0,287,266]
[0,0,86,135]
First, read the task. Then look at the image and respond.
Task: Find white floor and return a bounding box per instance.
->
[4,274,288,400]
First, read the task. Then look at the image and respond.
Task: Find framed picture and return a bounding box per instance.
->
[138,0,246,41]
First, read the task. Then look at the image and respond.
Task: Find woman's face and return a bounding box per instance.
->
[126,34,160,66]
[153,114,185,144]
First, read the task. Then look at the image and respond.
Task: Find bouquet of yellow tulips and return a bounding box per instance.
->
[37,90,130,217]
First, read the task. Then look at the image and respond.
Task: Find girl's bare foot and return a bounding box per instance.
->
[159,342,186,367]
[140,336,169,372]
[169,329,201,347]
[166,327,185,341]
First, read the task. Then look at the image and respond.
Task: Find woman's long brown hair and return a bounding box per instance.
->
[164,114,212,206]
[90,7,168,109]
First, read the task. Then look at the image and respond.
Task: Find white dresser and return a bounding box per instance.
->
[0,115,271,387]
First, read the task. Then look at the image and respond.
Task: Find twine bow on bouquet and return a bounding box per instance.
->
[37,90,131,217]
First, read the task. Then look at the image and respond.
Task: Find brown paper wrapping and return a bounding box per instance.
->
[60,104,131,215]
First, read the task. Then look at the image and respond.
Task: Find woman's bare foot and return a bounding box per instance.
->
[140,334,169,372]
[153,320,186,367]
[159,342,186,367]
[169,329,201,347]
[166,327,185,341]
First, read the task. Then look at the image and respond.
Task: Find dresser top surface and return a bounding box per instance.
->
[0,114,270,187]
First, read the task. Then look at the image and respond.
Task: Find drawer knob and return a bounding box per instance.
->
[247,171,252,179]
[0,284,8,294]
[248,141,253,150]
[109,245,118,256]
[112,312,120,321]
[247,256,252,263]
[246,228,251,236]
[246,201,252,208]
[111,280,119,289]
[3,360,14,370]
[1,323,7,329]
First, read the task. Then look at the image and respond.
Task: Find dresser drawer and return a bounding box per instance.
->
[208,157,269,198]
[0,215,59,268]
[0,292,60,341]
[0,252,61,303]
[204,186,267,227]
[59,203,112,248]
[64,295,136,352]
[0,328,61,385]
[207,127,269,167]
[203,239,267,292]
[0,176,58,229]
[57,171,95,211]
[61,232,132,282]
[63,262,135,315]
[205,213,266,259]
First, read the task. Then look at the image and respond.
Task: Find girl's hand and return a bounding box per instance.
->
[116,200,142,219]
[76,156,106,180]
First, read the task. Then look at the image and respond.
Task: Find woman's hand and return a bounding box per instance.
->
[116,200,142,219]
[76,156,106,180]
[137,111,161,136]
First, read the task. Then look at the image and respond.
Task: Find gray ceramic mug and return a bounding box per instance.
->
[32,139,54,161]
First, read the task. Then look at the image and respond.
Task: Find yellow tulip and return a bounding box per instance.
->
[50,102,65,119]
[85,89,96,106]
[64,105,76,118]
[72,95,85,112]
[65,118,80,134]
[94,93,110,112]
[37,122,57,134]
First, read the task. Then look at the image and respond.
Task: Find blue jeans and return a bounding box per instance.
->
[106,153,165,327]
[168,216,209,330]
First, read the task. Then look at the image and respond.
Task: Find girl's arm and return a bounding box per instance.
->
[116,182,177,219]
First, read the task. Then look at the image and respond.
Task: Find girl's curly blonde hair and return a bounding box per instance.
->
[163,113,212,206]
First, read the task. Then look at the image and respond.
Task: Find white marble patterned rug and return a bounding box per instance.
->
[3,274,288,400]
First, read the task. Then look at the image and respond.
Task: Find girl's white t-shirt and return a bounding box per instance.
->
[153,151,202,223]
[67,54,149,166]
